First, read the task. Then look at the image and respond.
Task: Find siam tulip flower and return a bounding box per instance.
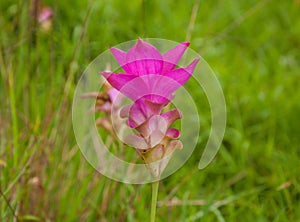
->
[38,7,53,23]
[100,38,199,177]
[38,6,53,32]
[82,64,123,138]
[101,38,199,104]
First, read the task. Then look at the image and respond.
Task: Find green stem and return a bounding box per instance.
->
[150,180,159,222]
[8,71,19,166]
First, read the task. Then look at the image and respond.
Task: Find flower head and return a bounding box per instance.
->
[100,39,199,177]
[38,6,53,31]
[101,38,199,104]
[38,7,53,23]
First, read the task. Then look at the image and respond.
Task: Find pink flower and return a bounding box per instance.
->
[37,6,53,32]
[81,81,123,137]
[100,39,199,176]
[101,38,199,104]
[38,7,53,23]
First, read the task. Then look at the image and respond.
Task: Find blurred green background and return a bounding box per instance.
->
[1,0,300,221]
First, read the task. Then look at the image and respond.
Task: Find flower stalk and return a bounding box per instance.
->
[150,180,159,222]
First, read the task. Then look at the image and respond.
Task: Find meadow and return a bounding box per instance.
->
[0,0,300,221]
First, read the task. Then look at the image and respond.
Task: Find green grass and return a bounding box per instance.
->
[1,0,300,221]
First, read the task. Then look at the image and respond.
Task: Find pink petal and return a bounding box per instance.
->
[120,104,132,118]
[125,59,163,75]
[142,94,172,104]
[143,99,165,116]
[110,47,133,74]
[100,72,136,91]
[114,75,149,101]
[161,109,182,128]
[110,47,126,66]
[185,58,200,73]
[126,118,137,128]
[162,42,190,73]
[169,140,183,150]
[108,88,122,107]
[142,75,179,100]
[164,58,200,86]
[117,74,178,102]
[148,115,167,133]
[136,115,167,138]
[126,99,164,129]
[127,100,148,128]
[149,130,165,147]
[123,134,149,150]
[135,115,167,148]
[125,38,163,75]
[166,128,181,139]
[102,67,193,104]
